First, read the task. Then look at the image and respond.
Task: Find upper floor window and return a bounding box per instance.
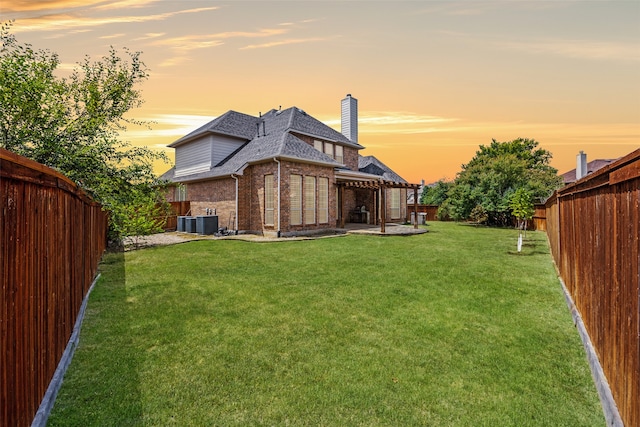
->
[323,142,334,158]
[335,145,343,164]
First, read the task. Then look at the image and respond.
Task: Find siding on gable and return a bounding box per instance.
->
[212,134,245,166]
[174,134,246,177]
[175,138,212,177]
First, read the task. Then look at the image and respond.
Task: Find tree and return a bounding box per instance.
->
[509,187,534,232]
[447,138,562,225]
[420,180,452,206]
[0,21,169,242]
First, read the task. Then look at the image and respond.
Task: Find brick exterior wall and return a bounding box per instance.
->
[342,147,360,172]
[278,160,337,235]
[182,178,237,230]
[384,188,407,222]
[173,160,340,236]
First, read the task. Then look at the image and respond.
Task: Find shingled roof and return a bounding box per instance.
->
[561,158,619,184]
[161,106,363,182]
[358,155,407,183]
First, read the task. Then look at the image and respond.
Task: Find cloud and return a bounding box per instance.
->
[496,38,640,62]
[133,32,165,41]
[124,114,215,139]
[153,28,289,52]
[157,56,192,68]
[1,0,104,13]
[240,36,334,50]
[323,111,460,135]
[8,6,220,33]
[415,1,567,17]
[99,33,125,40]
[93,0,160,11]
[440,29,640,62]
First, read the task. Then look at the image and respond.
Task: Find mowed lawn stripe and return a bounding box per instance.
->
[48,222,604,426]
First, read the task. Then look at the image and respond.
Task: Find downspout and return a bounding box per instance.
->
[274,158,281,237]
[231,174,239,234]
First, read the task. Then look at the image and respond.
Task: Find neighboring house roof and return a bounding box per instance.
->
[358,155,407,183]
[561,158,619,184]
[162,107,364,183]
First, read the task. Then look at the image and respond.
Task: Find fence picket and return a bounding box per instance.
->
[1,149,107,427]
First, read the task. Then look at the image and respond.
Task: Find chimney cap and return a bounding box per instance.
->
[346,93,351,97]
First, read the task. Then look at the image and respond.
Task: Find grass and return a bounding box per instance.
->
[48,222,605,426]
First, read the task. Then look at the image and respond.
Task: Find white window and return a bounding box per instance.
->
[318,177,329,224]
[290,174,302,225]
[314,140,323,152]
[335,145,343,164]
[264,174,274,225]
[390,188,401,219]
[304,176,316,224]
[175,184,187,201]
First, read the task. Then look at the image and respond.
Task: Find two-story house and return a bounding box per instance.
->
[161,95,419,236]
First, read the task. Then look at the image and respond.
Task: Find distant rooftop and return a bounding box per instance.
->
[561,158,619,184]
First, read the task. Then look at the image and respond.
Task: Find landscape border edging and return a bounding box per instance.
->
[31,273,101,427]
[558,277,623,427]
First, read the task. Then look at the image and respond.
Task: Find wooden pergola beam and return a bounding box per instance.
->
[337,180,420,190]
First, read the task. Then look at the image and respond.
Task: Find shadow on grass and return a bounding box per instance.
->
[507,238,550,256]
[48,248,145,426]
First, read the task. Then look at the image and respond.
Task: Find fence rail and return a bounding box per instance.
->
[161,201,190,231]
[405,204,447,222]
[1,148,108,427]
[545,148,639,427]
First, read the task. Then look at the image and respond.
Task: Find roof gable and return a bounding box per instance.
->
[561,158,619,184]
[358,155,406,183]
[283,107,361,148]
[169,110,260,147]
[166,105,359,182]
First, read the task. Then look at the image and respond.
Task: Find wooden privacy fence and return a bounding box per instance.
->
[405,204,448,222]
[545,148,639,427]
[1,149,108,427]
[160,201,190,231]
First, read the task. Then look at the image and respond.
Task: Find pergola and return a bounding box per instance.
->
[336,180,421,233]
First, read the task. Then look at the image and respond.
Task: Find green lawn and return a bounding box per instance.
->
[48,222,604,426]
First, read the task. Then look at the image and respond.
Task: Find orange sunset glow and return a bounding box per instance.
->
[2,0,638,184]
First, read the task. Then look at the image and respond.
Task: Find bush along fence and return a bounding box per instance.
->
[545,148,639,427]
[0,148,108,427]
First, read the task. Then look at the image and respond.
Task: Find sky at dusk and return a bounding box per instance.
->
[2,0,639,184]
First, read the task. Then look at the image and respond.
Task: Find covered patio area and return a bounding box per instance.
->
[336,178,422,233]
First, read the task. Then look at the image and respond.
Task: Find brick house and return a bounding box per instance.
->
[161,95,419,236]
